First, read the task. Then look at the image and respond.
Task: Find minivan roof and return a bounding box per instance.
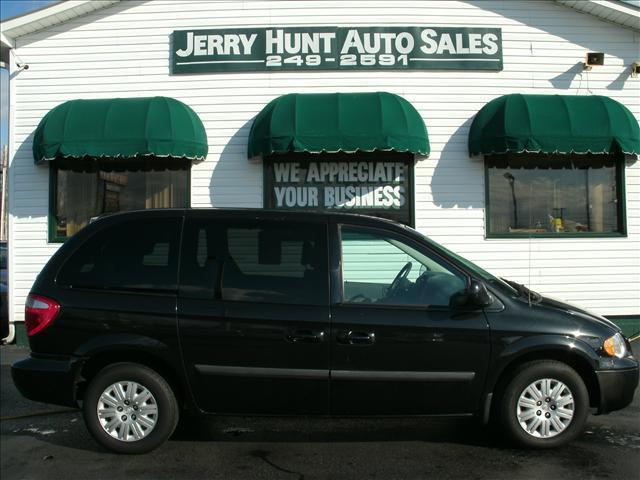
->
[79,208,424,259]
[93,207,409,229]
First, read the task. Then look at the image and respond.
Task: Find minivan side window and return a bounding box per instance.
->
[340,227,466,307]
[219,221,328,305]
[57,217,181,291]
[179,219,328,304]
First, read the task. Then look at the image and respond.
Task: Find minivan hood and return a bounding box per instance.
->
[538,295,621,334]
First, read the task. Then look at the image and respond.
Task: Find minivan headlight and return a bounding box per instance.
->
[603,333,627,358]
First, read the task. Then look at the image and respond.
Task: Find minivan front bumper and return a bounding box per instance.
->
[595,366,639,414]
[11,354,84,408]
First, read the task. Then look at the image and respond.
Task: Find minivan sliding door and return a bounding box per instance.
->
[177,213,331,415]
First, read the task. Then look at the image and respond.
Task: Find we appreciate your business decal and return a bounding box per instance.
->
[172,26,502,73]
[264,159,413,225]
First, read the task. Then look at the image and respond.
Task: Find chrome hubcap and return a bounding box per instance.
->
[97,381,158,442]
[517,378,574,438]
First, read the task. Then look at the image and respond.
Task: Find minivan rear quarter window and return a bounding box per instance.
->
[57,217,182,291]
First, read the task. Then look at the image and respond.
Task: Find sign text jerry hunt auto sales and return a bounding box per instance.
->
[171,26,502,73]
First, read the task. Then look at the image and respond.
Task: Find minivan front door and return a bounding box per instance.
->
[178,213,330,415]
[329,224,491,415]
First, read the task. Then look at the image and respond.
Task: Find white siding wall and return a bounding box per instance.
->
[8,0,640,324]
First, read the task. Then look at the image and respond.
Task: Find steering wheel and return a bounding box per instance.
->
[388,262,412,296]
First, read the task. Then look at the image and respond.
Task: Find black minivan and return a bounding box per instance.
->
[12,209,638,453]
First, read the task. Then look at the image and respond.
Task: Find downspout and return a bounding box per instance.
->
[1,45,15,344]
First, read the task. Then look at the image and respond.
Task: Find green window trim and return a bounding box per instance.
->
[48,161,192,244]
[483,154,628,239]
[48,167,66,244]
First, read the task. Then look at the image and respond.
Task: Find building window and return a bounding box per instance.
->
[485,154,625,237]
[264,152,415,227]
[50,159,190,242]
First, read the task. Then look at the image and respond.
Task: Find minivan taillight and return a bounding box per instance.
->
[25,294,60,336]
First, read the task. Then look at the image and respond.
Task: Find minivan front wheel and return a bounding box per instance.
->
[500,360,589,448]
[83,363,179,454]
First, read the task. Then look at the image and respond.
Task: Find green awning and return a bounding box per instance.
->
[248,92,429,158]
[468,94,640,156]
[33,96,208,163]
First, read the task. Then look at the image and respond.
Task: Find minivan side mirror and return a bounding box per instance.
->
[450,280,494,309]
[468,280,494,307]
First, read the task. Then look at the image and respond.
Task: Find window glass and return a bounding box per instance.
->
[179,220,224,299]
[221,223,328,305]
[57,217,181,291]
[341,227,466,307]
[54,163,189,240]
[228,229,307,278]
[486,155,622,235]
[264,152,414,226]
[195,228,208,268]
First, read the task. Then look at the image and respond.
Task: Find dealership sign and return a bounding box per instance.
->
[172,26,502,73]
[264,159,413,226]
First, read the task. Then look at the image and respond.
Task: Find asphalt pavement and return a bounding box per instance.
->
[1,343,639,480]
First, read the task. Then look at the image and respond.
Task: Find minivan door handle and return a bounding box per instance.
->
[286,329,325,344]
[336,331,376,345]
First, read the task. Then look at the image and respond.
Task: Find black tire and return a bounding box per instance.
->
[499,360,589,448]
[82,363,179,454]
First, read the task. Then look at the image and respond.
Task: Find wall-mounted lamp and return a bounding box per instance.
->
[631,61,640,78]
[583,52,604,71]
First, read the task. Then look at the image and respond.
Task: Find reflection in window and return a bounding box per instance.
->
[227,228,307,278]
[53,161,189,240]
[57,218,181,291]
[221,224,328,305]
[486,155,623,235]
[179,222,329,304]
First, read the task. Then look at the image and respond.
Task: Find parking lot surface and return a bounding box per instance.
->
[1,342,639,480]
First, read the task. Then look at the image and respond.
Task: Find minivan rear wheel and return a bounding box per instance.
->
[83,363,179,454]
[499,360,589,448]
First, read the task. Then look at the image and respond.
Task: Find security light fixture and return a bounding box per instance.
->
[583,52,604,71]
[632,61,640,78]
